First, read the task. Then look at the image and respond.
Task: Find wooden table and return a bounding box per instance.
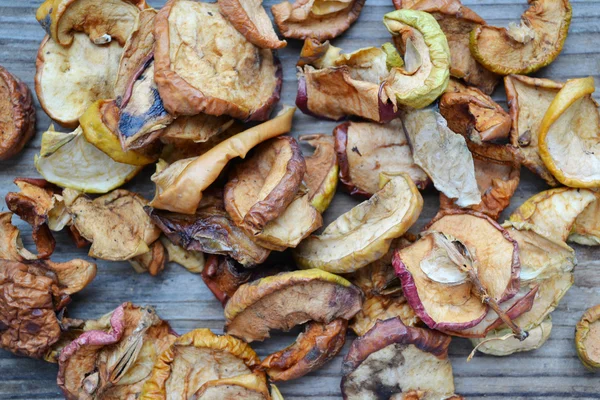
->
[1,0,599,398]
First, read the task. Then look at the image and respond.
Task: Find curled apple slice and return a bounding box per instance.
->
[219,0,286,49]
[294,174,423,274]
[299,134,338,213]
[471,317,552,356]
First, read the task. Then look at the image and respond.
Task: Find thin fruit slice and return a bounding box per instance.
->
[0,66,35,160]
[471,317,552,356]
[192,373,271,399]
[224,269,363,342]
[576,305,600,371]
[570,191,600,246]
[219,0,286,49]
[299,134,338,213]
[293,174,423,274]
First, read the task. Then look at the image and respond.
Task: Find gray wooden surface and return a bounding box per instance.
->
[1,0,600,398]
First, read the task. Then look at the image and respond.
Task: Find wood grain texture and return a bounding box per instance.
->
[0,0,599,398]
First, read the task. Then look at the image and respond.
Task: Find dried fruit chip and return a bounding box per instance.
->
[383,9,451,109]
[440,80,511,143]
[154,0,281,120]
[193,373,271,399]
[140,328,261,399]
[0,66,35,160]
[58,303,176,399]
[225,137,306,236]
[394,213,519,331]
[219,0,286,49]
[342,318,458,400]
[471,317,552,356]
[509,187,597,243]
[35,34,122,128]
[160,114,234,145]
[334,120,429,196]
[439,142,520,220]
[35,125,141,193]
[504,74,563,186]
[575,304,600,371]
[36,0,148,46]
[294,174,423,273]
[570,191,600,246]
[224,269,363,342]
[350,294,419,337]
[299,134,338,213]
[128,240,167,276]
[147,190,271,266]
[397,0,499,94]
[259,319,347,381]
[272,0,365,41]
[402,109,480,207]
[470,0,571,75]
[201,256,253,306]
[538,77,600,188]
[150,106,295,214]
[64,189,161,261]
[160,236,205,273]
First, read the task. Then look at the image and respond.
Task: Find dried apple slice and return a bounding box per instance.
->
[299,134,338,213]
[402,109,480,208]
[570,191,600,246]
[0,66,35,160]
[472,317,552,356]
[396,0,499,94]
[439,142,520,220]
[129,240,167,276]
[140,329,261,398]
[64,189,161,261]
[294,174,423,274]
[219,0,286,49]
[193,373,271,399]
[440,80,511,143]
[160,236,205,274]
[334,120,428,196]
[148,189,270,267]
[342,318,459,400]
[35,126,141,193]
[35,34,122,128]
[160,114,234,145]
[576,305,600,371]
[225,137,306,236]
[394,213,520,331]
[272,0,365,41]
[505,74,563,186]
[224,269,363,342]
[538,77,600,188]
[259,319,347,381]
[470,0,571,75]
[509,187,597,243]
[58,303,176,399]
[150,106,295,214]
[36,0,147,46]
[383,9,451,109]
[201,256,253,306]
[154,0,281,120]
[350,294,419,337]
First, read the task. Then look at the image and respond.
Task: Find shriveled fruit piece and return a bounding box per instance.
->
[505,74,563,186]
[36,0,148,46]
[153,0,281,120]
[299,134,338,213]
[396,0,499,94]
[383,10,450,109]
[35,34,122,128]
[504,222,575,281]
[272,0,365,41]
[150,106,295,214]
[350,294,419,337]
[58,303,176,400]
[509,187,597,243]
[570,191,600,246]
[225,137,306,236]
[439,142,520,220]
[402,109,480,208]
[342,318,459,400]
[80,100,160,166]
[140,329,261,399]
[147,190,270,267]
[160,114,234,146]
[224,269,363,342]
[538,77,600,188]
[201,256,253,306]
[395,213,520,331]
[160,237,205,274]
[576,305,600,371]
[129,240,167,276]
[64,189,161,261]
[219,0,286,49]
[294,174,423,273]
[440,80,511,143]
[334,120,428,196]
[472,317,552,356]
[0,66,35,160]
[259,319,347,381]
[193,373,271,399]
[470,0,571,75]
